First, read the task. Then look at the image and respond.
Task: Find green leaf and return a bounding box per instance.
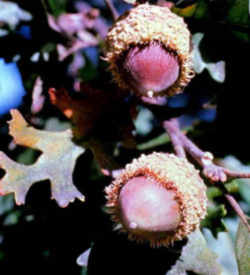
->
[3,210,21,226]
[225,180,239,193]
[227,0,250,42]
[0,194,14,215]
[207,186,223,200]
[137,126,192,150]
[167,229,222,275]
[137,133,170,150]
[219,155,250,204]
[235,219,250,275]
[173,0,209,19]
[174,0,250,43]
[47,0,67,17]
[201,204,227,237]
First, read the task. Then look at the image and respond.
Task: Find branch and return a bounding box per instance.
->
[104,0,119,21]
[225,194,250,232]
[163,118,250,232]
[162,118,250,182]
[162,119,186,158]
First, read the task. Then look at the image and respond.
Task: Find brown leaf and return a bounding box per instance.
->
[48,85,134,141]
[0,110,85,207]
[49,87,105,138]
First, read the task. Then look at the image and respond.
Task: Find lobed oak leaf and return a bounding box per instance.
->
[0,110,85,207]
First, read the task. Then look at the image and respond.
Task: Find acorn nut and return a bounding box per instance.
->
[105,152,207,247]
[105,3,195,98]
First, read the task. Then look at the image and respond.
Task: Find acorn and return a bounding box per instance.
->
[105,3,195,98]
[105,152,207,247]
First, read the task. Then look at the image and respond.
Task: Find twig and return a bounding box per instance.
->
[162,118,250,182]
[104,0,119,21]
[162,119,185,158]
[225,194,250,232]
[224,169,250,179]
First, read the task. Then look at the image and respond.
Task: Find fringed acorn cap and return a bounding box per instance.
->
[105,3,195,98]
[105,152,207,247]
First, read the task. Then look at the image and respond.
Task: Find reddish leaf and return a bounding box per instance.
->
[49,86,136,173]
[49,85,135,145]
[49,87,104,138]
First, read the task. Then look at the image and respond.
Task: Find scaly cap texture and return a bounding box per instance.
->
[105,152,207,247]
[105,3,195,97]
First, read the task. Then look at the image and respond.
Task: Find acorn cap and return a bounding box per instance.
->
[105,3,195,97]
[105,152,207,247]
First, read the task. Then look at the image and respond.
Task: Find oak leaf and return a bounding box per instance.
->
[0,110,85,207]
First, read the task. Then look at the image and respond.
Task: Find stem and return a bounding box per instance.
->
[178,132,204,162]
[162,119,185,158]
[225,194,250,232]
[104,0,119,21]
[225,169,250,179]
[162,118,250,182]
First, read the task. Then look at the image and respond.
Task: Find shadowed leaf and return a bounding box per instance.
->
[0,110,85,207]
[235,219,250,275]
[167,229,222,275]
[201,204,227,237]
[227,0,250,42]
